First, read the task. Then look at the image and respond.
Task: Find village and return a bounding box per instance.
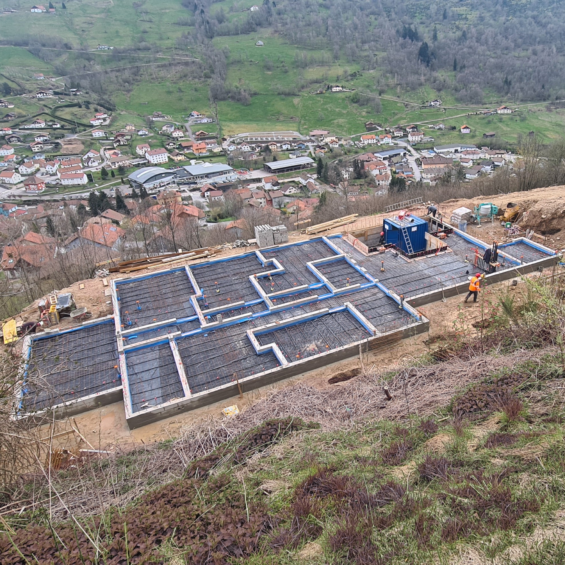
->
[0,88,525,284]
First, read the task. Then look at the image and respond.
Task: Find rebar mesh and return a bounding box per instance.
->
[191,255,263,310]
[316,258,369,287]
[117,270,195,329]
[177,327,280,395]
[257,310,370,361]
[123,320,200,346]
[24,321,119,411]
[126,342,185,413]
[258,240,335,292]
[500,241,552,263]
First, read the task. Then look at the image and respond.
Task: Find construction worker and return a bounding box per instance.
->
[464,273,485,303]
[379,231,385,245]
[427,203,438,217]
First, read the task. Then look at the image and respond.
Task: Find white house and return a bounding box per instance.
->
[60,172,88,186]
[331,86,343,92]
[161,124,175,134]
[1,128,12,136]
[146,148,169,164]
[171,129,184,138]
[35,134,50,142]
[138,129,149,136]
[360,134,377,145]
[19,161,39,175]
[45,160,59,174]
[30,5,46,12]
[379,134,393,144]
[0,170,22,184]
[136,144,150,156]
[90,118,104,126]
[461,125,471,134]
[497,106,512,114]
[282,185,301,196]
[32,119,46,128]
[0,145,14,156]
[92,129,105,138]
[83,150,100,161]
[95,112,108,119]
[408,131,424,144]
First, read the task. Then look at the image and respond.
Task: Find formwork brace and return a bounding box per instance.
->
[169,337,191,399]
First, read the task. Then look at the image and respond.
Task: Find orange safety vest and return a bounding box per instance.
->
[469,276,480,292]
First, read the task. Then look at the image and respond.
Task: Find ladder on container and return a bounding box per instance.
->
[385,197,423,213]
[401,226,414,255]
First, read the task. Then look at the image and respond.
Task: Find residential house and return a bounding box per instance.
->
[109,155,131,169]
[60,172,88,185]
[124,124,136,132]
[379,134,393,144]
[36,90,52,98]
[138,129,149,136]
[1,232,56,279]
[421,156,453,169]
[483,132,496,139]
[92,129,105,138]
[67,224,125,251]
[59,164,82,175]
[19,161,39,175]
[171,129,184,139]
[200,184,216,199]
[5,135,21,144]
[90,117,104,126]
[30,5,46,12]
[306,180,321,194]
[23,175,46,193]
[298,172,312,186]
[44,160,59,174]
[192,142,208,156]
[95,112,108,119]
[374,173,391,186]
[174,204,206,225]
[136,144,150,156]
[365,121,378,132]
[331,86,343,92]
[408,131,424,144]
[393,128,404,137]
[31,119,46,128]
[113,133,129,147]
[157,189,182,207]
[161,124,175,134]
[169,150,185,162]
[224,218,248,238]
[1,128,12,136]
[100,209,126,224]
[282,184,301,196]
[465,165,482,180]
[29,141,44,152]
[492,157,505,167]
[233,188,252,203]
[208,190,224,203]
[146,148,169,164]
[266,190,285,208]
[60,158,82,170]
[35,134,50,143]
[262,175,279,190]
[480,161,494,173]
[461,125,471,134]
[83,149,100,161]
[286,199,308,214]
[178,141,194,153]
[309,129,329,139]
[460,158,473,168]
[0,203,17,216]
[497,106,512,114]
[0,145,14,156]
[0,170,22,184]
[421,167,448,181]
[251,190,266,207]
[361,134,377,145]
[240,142,252,152]
[406,125,418,133]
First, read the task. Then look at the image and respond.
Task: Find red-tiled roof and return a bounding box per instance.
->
[80,223,124,247]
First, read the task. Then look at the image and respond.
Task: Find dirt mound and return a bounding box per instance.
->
[519,199,565,235]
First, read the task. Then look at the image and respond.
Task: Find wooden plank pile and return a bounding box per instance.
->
[304,214,359,235]
[109,248,213,274]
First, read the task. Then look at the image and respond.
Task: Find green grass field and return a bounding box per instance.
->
[1,0,565,143]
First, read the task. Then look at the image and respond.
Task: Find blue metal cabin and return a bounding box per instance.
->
[383,214,428,255]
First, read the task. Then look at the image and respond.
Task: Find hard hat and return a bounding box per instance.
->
[476,273,481,278]
[380,231,384,236]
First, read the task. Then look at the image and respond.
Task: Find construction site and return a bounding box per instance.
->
[16,206,558,430]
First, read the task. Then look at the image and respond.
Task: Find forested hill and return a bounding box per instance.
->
[181,0,565,104]
[2,0,565,135]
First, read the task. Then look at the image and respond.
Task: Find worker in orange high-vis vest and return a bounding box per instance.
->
[464,273,484,303]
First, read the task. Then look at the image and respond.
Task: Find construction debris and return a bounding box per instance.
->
[109,249,212,274]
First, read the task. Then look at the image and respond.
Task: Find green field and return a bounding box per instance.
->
[1,0,565,143]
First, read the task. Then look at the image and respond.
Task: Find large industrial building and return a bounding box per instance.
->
[18,214,557,429]
[128,167,177,190]
[264,157,315,173]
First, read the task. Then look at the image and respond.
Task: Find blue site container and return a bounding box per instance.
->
[383,214,428,255]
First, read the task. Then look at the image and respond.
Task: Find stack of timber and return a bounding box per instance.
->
[109,248,213,274]
[304,214,359,235]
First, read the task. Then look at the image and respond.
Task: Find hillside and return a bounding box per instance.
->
[2,269,565,563]
[3,0,565,140]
